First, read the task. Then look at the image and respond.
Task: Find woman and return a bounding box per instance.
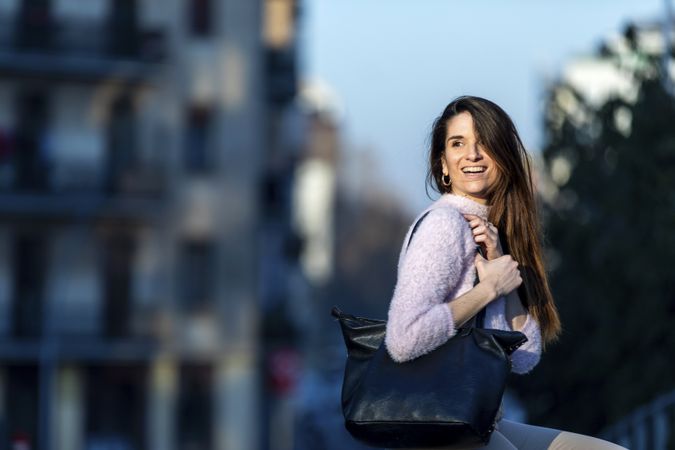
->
[384,96,626,449]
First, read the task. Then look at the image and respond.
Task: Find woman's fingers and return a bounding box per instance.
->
[463,214,482,227]
[472,229,498,246]
[472,225,487,235]
[473,228,498,243]
[464,214,496,228]
[467,218,484,229]
[464,214,503,259]
[465,216,498,238]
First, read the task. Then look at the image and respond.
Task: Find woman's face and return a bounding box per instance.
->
[440,111,498,205]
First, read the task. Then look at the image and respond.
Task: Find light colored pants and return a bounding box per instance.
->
[401,419,628,450]
[472,419,628,450]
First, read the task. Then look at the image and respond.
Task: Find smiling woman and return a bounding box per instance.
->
[381,95,628,449]
[425,96,561,341]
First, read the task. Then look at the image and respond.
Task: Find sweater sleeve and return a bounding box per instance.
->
[384,208,471,363]
[486,297,542,374]
[508,313,542,374]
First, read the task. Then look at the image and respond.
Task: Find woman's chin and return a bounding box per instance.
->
[455,183,489,198]
[452,190,489,204]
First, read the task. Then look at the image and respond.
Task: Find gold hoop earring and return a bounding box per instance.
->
[442,174,451,186]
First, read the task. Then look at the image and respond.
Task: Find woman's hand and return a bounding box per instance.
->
[474,252,522,299]
[464,214,503,260]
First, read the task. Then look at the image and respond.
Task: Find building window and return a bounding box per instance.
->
[189,0,212,37]
[12,234,46,337]
[6,365,39,448]
[16,0,53,50]
[177,364,213,449]
[15,90,50,191]
[102,234,134,338]
[85,365,146,450]
[106,94,137,193]
[183,106,213,173]
[178,240,215,309]
[109,0,139,57]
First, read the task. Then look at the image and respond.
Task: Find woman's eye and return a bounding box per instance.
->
[451,141,463,147]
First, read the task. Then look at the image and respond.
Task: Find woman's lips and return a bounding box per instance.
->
[462,169,488,179]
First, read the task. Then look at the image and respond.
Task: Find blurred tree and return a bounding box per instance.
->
[510,26,675,437]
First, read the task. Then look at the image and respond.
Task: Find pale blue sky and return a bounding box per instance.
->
[301,0,665,213]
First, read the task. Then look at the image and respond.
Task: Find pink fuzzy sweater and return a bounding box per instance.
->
[384,193,542,375]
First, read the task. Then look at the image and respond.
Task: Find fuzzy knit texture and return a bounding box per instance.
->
[384,192,542,375]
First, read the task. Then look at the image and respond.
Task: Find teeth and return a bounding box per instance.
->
[462,167,486,173]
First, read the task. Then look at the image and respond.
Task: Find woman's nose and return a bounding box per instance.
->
[466,144,482,160]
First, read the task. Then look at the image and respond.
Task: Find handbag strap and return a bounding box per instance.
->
[405,210,432,251]
[405,208,486,329]
[474,246,487,328]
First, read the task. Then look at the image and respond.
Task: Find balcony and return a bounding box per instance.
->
[0,15,166,83]
[0,336,160,362]
[0,154,167,222]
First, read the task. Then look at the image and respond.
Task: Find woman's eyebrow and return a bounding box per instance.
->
[446,134,464,142]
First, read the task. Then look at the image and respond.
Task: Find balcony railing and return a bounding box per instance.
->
[0,15,166,81]
[0,159,166,193]
[0,158,167,221]
[599,389,675,450]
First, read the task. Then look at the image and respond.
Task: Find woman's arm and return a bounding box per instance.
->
[385,208,472,362]
[385,208,523,362]
[502,289,542,374]
[450,253,524,328]
[505,289,528,331]
[446,281,496,328]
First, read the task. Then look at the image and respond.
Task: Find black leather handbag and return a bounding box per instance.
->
[331,210,529,448]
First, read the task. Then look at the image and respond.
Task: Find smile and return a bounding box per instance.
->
[461,166,487,174]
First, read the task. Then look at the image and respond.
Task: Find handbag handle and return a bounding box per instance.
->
[406,209,486,329]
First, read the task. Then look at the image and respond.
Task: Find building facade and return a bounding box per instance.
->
[0,0,303,449]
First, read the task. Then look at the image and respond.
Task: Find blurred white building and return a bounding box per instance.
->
[540,19,675,204]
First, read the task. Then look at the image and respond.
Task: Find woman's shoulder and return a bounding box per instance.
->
[412,202,469,233]
[395,201,474,272]
[404,203,470,250]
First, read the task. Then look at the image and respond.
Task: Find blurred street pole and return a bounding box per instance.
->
[663,0,673,94]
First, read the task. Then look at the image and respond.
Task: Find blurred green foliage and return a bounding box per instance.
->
[511,35,675,436]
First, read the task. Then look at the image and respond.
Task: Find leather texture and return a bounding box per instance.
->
[331,307,527,448]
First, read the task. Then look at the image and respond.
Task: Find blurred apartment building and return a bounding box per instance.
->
[0,0,320,449]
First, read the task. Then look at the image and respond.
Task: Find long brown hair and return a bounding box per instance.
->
[426,96,561,346]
